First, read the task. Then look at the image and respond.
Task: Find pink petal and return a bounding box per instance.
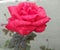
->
[16,26,36,36]
[38,7,47,17]
[21,15,37,21]
[8,6,22,19]
[8,6,17,15]
[15,20,31,26]
[19,10,27,15]
[5,23,16,31]
[35,24,46,32]
[32,17,51,26]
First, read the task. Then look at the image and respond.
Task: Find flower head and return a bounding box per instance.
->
[6,2,51,36]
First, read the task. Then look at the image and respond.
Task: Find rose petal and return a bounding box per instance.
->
[7,19,31,27]
[32,17,51,26]
[35,24,46,32]
[5,23,15,31]
[14,20,31,26]
[38,7,47,17]
[8,6,17,15]
[21,15,37,21]
[16,26,36,36]
[8,6,22,19]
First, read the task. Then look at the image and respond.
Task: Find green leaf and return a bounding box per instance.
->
[5,33,36,50]
[9,31,14,36]
[8,33,23,48]
[26,40,30,44]
[27,33,37,41]
[2,29,9,35]
[26,45,31,50]
[4,40,10,47]
[46,48,49,50]
[40,45,45,50]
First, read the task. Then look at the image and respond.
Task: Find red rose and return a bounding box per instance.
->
[6,2,51,36]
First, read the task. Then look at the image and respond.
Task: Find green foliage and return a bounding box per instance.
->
[2,29,14,36]
[26,33,37,44]
[26,45,30,50]
[40,46,45,50]
[2,29,9,35]
[4,32,36,50]
[4,40,10,47]
[40,45,54,50]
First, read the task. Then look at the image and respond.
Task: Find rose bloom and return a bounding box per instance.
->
[6,2,51,36]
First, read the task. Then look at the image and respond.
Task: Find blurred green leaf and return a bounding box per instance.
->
[46,48,49,50]
[2,29,9,35]
[4,40,10,47]
[40,45,54,50]
[49,49,52,50]
[9,31,14,36]
[26,45,30,50]
[4,33,36,50]
[40,45,45,50]
[9,32,12,36]
[26,40,30,44]
[27,33,37,41]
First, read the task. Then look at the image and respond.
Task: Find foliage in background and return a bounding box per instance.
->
[40,45,54,50]
[40,39,54,50]
[4,33,37,50]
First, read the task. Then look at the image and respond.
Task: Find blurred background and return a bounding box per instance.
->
[0,0,60,50]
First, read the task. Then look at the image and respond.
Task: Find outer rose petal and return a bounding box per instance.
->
[13,20,31,26]
[35,24,46,32]
[11,19,31,24]
[32,17,51,26]
[16,26,36,36]
[6,19,31,31]
[8,6,17,15]
[38,7,47,17]
[5,23,16,31]
[8,16,16,22]
[8,6,22,19]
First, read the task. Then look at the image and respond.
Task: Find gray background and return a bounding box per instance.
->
[0,0,60,50]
